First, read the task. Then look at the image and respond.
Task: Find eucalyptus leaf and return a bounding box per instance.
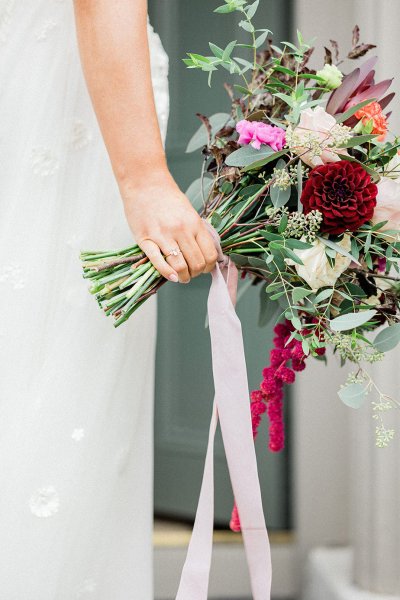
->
[314,288,334,303]
[255,30,270,48]
[292,287,313,303]
[330,309,377,332]
[243,148,288,171]
[225,144,274,167]
[373,323,400,352]
[338,383,367,409]
[318,236,361,266]
[270,184,291,208]
[186,113,231,153]
[340,134,378,148]
[246,0,260,19]
[185,177,213,210]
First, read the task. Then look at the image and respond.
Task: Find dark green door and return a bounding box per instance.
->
[149,0,293,529]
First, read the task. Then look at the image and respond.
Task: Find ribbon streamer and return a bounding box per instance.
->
[175,225,272,600]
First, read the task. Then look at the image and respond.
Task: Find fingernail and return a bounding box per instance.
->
[169,273,179,282]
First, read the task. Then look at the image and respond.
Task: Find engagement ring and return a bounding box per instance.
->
[166,247,181,258]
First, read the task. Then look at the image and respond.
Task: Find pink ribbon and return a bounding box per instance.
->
[175,224,272,600]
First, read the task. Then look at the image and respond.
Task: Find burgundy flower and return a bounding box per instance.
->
[301,160,378,235]
[326,56,394,126]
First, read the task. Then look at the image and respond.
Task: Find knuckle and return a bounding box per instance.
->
[195,261,206,272]
[209,250,218,263]
[175,263,187,274]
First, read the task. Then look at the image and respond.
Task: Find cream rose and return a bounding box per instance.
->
[290,106,345,168]
[386,152,400,179]
[371,176,400,233]
[286,235,352,291]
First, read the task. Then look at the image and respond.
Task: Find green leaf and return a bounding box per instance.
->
[317,236,361,265]
[335,98,377,124]
[330,309,377,332]
[260,231,284,242]
[185,177,213,210]
[297,160,303,212]
[214,4,237,13]
[314,288,334,303]
[255,30,270,48]
[285,238,313,250]
[222,40,237,61]
[292,287,313,303]
[243,148,288,171]
[373,323,400,352]
[340,134,378,148]
[186,113,231,153]
[351,237,360,261]
[239,20,254,32]
[281,246,304,265]
[343,282,367,298]
[278,213,289,233]
[209,42,224,59]
[234,84,252,96]
[246,0,260,19]
[272,64,297,77]
[211,212,222,229]
[338,383,367,409]
[225,144,274,167]
[229,253,249,267]
[270,184,291,208]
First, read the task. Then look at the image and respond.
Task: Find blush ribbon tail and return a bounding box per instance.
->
[175,224,272,600]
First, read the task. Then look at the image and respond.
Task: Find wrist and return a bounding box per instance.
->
[119,164,176,206]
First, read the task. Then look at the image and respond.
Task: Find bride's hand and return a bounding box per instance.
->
[122,171,218,283]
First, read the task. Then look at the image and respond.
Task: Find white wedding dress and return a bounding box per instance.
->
[0,1,169,598]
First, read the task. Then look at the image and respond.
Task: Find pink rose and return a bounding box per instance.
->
[236,120,286,151]
[372,177,400,232]
[291,106,344,168]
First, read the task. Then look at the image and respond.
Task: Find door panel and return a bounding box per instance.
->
[149,0,293,529]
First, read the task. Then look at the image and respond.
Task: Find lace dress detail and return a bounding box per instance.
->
[0,2,169,598]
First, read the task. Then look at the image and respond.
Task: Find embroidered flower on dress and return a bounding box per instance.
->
[0,263,25,290]
[35,19,57,42]
[71,120,92,150]
[71,428,85,442]
[0,0,15,44]
[29,486,60,518]
[31,147,60,177]
[76,578,97,597]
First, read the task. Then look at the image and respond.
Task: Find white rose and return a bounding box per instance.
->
[372,176,400,234]
[286,235,352,291]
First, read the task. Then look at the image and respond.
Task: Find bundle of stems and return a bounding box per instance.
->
[80,181,271,327]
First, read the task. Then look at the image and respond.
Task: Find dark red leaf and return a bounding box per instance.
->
[352,25,360,48]
[348,43,377,59]
[324,47,332,65]
[329,39,339,63]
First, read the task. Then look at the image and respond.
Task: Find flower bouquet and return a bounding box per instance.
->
[81,0,400,456]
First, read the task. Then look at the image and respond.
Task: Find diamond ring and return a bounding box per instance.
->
[165,247,182,258]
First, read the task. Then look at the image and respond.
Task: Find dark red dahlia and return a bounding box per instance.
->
[300,160,378,235]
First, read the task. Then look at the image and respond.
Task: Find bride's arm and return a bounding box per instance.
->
[73,0,217,283]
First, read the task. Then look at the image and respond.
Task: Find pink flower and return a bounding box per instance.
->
[371,176,400,233]
[291,106,345,167]
[236,120,286,151]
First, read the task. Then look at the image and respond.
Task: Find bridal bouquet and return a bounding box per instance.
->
[81,0,400,450]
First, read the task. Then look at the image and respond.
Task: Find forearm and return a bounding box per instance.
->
[73,0,169,194]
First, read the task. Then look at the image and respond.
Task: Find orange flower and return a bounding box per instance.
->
[355,101,388,141]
